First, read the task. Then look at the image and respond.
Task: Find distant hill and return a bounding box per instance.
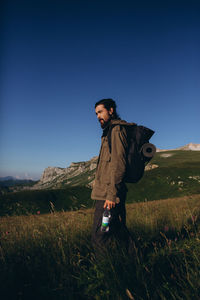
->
[0,176,15,181]
[0,177,37,187]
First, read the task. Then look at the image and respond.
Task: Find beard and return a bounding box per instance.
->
[99,117,111,129]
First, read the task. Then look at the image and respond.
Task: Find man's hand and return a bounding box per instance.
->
[104,200,116,210]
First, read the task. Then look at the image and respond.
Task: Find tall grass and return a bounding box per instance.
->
[0,194,200,299]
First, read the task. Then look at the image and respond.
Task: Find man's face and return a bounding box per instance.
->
[95,104,113,129]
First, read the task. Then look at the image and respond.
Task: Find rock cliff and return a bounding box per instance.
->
[32,155,158,190]
[176,143,200,151]
[32,156,98,189]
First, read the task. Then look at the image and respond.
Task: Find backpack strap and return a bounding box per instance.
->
[107,122,155,153]
[106,122,136,153]
[107,125,113,154]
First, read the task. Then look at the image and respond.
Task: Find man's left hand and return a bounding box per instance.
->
[104,200,116,210]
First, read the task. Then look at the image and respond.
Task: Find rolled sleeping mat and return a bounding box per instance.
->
[141,143,156,158]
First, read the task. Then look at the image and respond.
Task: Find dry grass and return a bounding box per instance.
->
[0,194,200,299]
[127,194,200,231]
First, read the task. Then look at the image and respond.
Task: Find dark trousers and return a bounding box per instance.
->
[91,191,132,252]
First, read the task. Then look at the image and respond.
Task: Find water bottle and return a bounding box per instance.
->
[101,207,111,232]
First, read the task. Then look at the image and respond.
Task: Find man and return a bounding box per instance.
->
[91,98,131,250]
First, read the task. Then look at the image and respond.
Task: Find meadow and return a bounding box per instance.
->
[0,194,200,299]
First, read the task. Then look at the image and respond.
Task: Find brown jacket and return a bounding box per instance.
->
[91,120,128,203]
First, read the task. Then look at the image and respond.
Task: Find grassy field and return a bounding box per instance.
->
[0,194,200,299]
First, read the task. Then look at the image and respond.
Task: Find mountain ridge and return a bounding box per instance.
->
[31,142,200,190]
[2,143,199,192]
[156,143,200,152]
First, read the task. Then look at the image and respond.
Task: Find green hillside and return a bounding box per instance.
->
[0,186,92,217]
[126,150,200,202]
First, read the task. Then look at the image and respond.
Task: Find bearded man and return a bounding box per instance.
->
[91,98,131,250]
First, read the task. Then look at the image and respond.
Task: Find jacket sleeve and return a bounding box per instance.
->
[106,125,128,202]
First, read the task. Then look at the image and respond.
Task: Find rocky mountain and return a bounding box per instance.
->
[176,143,200,151]
[156,143,200,152]
[31,156,98,190]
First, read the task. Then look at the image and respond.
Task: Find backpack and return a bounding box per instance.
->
[107,122,156,183]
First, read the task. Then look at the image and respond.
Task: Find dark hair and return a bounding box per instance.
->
[95,98,121,120]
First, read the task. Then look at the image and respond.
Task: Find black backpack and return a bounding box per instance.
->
[107,122,156,183]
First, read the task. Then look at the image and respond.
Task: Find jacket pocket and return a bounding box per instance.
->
[91,181,107,200]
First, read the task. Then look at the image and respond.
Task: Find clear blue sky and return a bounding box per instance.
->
[1,0,200,179]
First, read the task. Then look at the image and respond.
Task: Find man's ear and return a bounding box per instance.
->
[109,107,114,115]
